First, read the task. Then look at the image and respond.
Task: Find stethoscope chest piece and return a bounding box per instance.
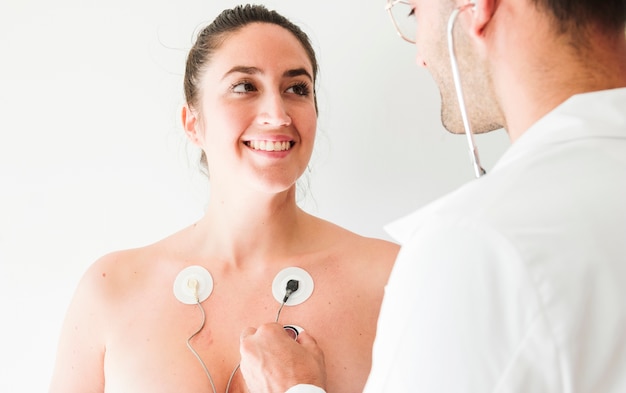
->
[173,265,214,304]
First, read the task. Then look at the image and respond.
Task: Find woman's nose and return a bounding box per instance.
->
[256,92,292,127]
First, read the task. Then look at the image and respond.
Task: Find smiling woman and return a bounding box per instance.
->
[48,4,399,393]
[181,17,318,194]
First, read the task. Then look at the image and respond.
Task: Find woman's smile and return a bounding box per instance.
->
[244,140,295,152]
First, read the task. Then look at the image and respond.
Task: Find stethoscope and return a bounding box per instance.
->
[448,2,487,178]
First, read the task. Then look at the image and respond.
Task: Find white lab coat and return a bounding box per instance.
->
[288,88,626,393]
[365,87,626,392]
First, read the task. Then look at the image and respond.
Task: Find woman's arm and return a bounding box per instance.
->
[49,258,112,393]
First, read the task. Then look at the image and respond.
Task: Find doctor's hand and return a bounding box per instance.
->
[239,323,327,393]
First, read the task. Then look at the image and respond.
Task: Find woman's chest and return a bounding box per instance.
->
[101,307,256,393]
[101,262,378,393]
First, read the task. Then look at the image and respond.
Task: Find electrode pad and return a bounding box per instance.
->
[272,267,314,306]
[173,265,214,304]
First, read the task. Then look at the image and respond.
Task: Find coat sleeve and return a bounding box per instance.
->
[365,221,563,392]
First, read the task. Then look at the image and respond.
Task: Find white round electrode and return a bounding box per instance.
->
[272,267,314,306]
[173,265,213,305]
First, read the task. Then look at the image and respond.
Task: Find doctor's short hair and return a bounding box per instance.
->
[530,0,626,35]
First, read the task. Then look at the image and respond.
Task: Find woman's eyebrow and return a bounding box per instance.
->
[283,68,312,82]
[222,66,312,82]
[222,66,261,80]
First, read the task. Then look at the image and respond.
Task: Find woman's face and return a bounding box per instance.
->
[185,22,317,195]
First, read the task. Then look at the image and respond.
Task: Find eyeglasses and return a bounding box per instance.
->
[386,0,417,43]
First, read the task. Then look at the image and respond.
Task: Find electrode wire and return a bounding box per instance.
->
[275,300,287,322]
[227,297,287,392]
[186,291,292,392]
[187,301,218,393]
[224,364,240,393]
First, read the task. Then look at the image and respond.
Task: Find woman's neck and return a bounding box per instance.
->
[190,186,311,270]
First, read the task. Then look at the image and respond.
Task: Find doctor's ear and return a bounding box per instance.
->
[181,104,202,146]
[468,0,496,37]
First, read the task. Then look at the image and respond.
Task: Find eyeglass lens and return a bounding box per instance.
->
[390,1,416,43]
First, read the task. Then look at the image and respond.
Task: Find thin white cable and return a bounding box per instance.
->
[447,2,487,178]
[275,300,287,323]
[224,364,240,393]
[186,294,290,392]
[187,301,218,393]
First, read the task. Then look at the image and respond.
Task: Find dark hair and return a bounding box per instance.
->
[184,4,318,111]
[530,0,626,35]
[183,4,319,174]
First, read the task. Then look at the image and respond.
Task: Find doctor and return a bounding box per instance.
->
[238,0,626,392]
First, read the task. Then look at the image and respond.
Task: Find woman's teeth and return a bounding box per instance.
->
[246,140,293,152]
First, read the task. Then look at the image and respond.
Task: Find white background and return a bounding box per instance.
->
[0,0,510,391]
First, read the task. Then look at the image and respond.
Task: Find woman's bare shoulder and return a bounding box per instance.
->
[313,214,397,242]
[75,248,147,304]
[87,222,194,277]
[77,233,180,301]
[310,215,400,265]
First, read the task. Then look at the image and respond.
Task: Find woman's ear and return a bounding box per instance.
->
[181,104,202,146]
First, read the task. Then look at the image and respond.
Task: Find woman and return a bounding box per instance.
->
[49,4,399,393]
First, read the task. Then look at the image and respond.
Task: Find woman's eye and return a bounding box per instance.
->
[286,82,310,96]
[231,82,256,93]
